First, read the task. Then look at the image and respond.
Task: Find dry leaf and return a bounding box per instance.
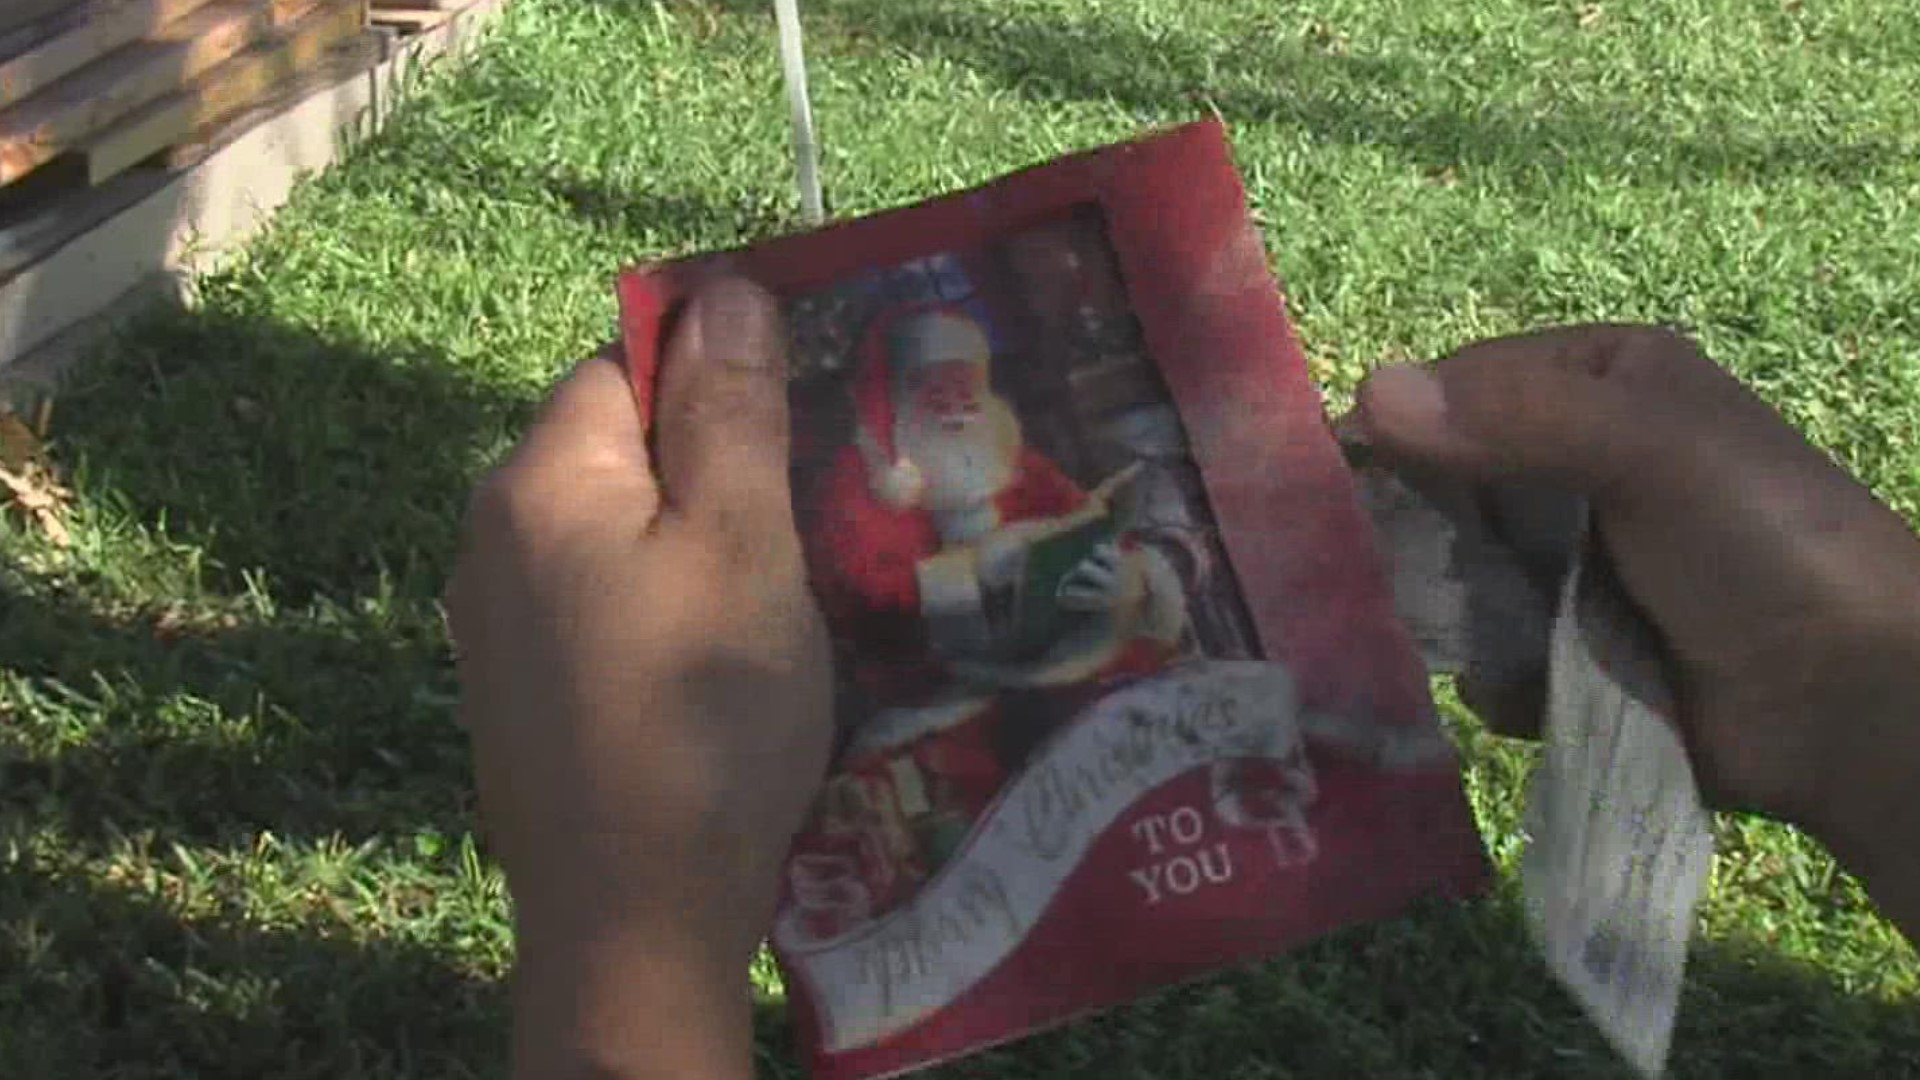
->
[1577,4,1604,28]
[151,605,241,643]
[0,409,42,472]
[154,606,192,643]
[0,399,71,546]
[1302,18,1351,56]
[1,461,73,547]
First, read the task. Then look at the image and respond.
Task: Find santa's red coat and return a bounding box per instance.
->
[804,442,1089,704]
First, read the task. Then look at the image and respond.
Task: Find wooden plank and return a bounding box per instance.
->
[0,8,87,64]
[0,0,502,375]
[165,22,381,168]
[80,0,367,185]
[370,0,466,9]
[369,8,445,32]
[1,0,223,110]
[0,0,89,41]
[0,0,332,186]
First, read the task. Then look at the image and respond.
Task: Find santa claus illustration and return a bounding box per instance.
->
[797,304,1193,893]
[807,305,1192,694]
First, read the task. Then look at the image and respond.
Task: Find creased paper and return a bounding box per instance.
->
[1352,447,1716,1079]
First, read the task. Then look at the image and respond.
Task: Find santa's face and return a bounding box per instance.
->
[896,360,1023,530]
[906,360,989,433]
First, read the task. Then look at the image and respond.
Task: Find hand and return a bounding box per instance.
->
[1057,540,1141,613]
[445,278,832,1080]
[1345,326,1920,937]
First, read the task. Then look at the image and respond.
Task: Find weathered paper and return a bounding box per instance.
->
[1524,525,1715,1076]
[1351,448,1716,1079]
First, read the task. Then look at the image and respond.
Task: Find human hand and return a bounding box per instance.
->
[445,278,832,1079]
[1344,326,1920,931]
[1057,540,1141,613]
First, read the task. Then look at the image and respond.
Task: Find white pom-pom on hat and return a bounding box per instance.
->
[871,456,925,510]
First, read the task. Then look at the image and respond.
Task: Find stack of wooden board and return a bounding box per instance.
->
[0,0,375,199]
[0,0,505,385]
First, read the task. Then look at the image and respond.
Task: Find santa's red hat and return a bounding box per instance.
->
[851,305,993,510]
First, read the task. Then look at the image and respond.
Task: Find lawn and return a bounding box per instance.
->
[3,0,1919,1076]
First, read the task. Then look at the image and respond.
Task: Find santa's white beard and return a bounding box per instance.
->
[897,399,1022,544]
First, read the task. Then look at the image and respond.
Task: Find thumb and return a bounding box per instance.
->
[654,276,798,538]
[1352,325,1687,498]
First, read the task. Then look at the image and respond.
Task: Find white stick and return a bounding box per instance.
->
[772,0,825,225]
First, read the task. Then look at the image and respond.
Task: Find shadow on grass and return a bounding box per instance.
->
[1,863,505,1080]
[6,856,1912,1078]
[0,862,794,1079]
[0,305,508,847]
[932,891,1920,1079]
[0,566,473,850]
[47,306,531,602]
[0,307,490,1075]
[678,0,1904,191]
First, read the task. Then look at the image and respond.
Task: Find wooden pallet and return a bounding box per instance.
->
[0,0,506,381]
[85,1,372,184]
[368,0,476,37]
[0,0,370,195]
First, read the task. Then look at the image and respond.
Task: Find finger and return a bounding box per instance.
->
[495,353,668,518]
[1057,586,1118,612]
[1057,572,1114,599]
[653,277,797,539]
[1329,408,1368,452]
[1358,323,1918,650]
[1350,325,1701,500]
[1056,583,1099,605]
[506,349,651,476]
[449,349,654,653]
[1478,482,1587,594]
[1067,564,1119,591]
[1456,673,1547,739]
[1060,572,1115,594]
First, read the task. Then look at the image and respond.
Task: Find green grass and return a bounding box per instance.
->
[4,0,1919,1075]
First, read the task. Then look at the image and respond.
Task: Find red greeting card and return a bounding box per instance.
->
[617,119,1489,1080]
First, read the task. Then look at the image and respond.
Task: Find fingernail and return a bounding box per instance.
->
[1361,364,1448,434]
[694,277,783,373]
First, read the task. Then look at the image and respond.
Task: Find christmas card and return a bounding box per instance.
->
[616,118,1491,1080]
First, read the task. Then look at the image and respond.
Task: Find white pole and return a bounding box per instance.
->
[773,0,825,225]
